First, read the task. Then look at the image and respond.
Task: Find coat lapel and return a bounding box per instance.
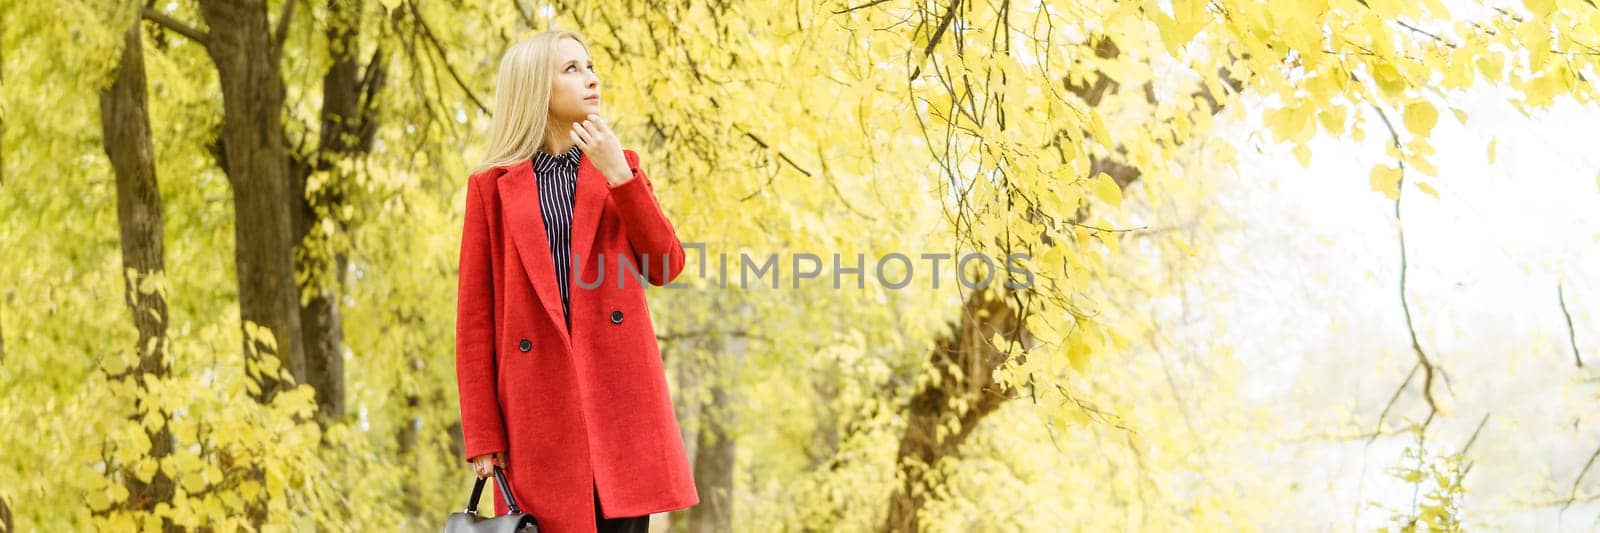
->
[570,151,607,295]
[498,158,572,349]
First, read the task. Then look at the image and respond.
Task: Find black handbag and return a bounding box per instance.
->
[442,465,540,533]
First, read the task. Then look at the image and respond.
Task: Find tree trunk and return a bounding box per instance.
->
[681,334,742,533]
[294,0,386,422]
[880,288,1026,533]
[395,392,423,516]
[195,2,298,527]
[198,0,306,402]
[97,20,178,531]
[685,385,736,533]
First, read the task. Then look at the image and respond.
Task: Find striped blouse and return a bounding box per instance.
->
[532,145,583,328]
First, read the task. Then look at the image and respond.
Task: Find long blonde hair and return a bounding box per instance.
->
[469,30,591,176]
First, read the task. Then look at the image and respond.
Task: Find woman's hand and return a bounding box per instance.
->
[470,451,507,479]
[569,114,633,186]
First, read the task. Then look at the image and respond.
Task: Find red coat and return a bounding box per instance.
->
[454,148,697,532]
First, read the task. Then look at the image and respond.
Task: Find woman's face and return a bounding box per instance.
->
[548,38,600,124]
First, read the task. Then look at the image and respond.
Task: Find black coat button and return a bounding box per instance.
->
[518,339,532,352]
[610,310,624,324]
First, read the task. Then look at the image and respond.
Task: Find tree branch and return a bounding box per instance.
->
[405,0,489,114]
[908,0,962,81]
[273,0,297,52]
[141,6,209,45]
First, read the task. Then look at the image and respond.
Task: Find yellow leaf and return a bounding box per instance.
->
[1415,181,1439,199]
[1370,165,1402,200]
[1373,62,1407,97]
[1317,105,1347,135]
[142,410,165,432]
[1293,143,1312,167]
[1404,100,1438,137]
[1090,172,1123,208]
[1487,138,1497,164]
[239,480,263,501]
[1171,236,1196,257]
[1066,334,1091,372]
[102,352,129,375]
[259,354,280,376]
[135,457,159,483]
[1406,152,1438,177]
[182,470,207,493]
[1477,52,1504,82]
[1450,107,1468,124]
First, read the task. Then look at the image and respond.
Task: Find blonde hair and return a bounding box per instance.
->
[469,30,592,176]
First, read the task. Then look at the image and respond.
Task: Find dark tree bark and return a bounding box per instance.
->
[669,312,744,533]
[880,288,1027,533]
[197,0,306,401]
[395,392,423,515]
[187,4,301,526]
[684,384,736,533]
[97,20,178,531]
[291,0,386,421]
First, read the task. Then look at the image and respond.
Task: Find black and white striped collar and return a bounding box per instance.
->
[532,145,583,174]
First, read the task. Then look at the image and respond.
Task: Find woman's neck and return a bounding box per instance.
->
[542,122,578,155]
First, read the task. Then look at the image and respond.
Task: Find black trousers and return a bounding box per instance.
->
[593,484,650,533]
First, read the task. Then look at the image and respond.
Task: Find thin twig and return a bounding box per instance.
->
[1565,444,1600,511]
[834,0,895,14]
[1559,281,1584,367]
[1370,361,1421,445]
[1373,101,1443,415]
[1459,413,1490,456]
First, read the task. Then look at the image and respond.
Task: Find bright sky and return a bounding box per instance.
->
[1213,89,1600,529]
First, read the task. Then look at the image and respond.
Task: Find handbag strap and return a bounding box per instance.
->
[465,465,524,516]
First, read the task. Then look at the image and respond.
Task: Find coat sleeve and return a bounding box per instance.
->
[455,175,508,462]
[606,149,686,286]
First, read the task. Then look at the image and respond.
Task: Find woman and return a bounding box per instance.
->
[454,30,698,533]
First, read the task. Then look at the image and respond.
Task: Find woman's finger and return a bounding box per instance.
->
[582,120,604,144]
[590,115,614,138]
[570,129,584,148]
